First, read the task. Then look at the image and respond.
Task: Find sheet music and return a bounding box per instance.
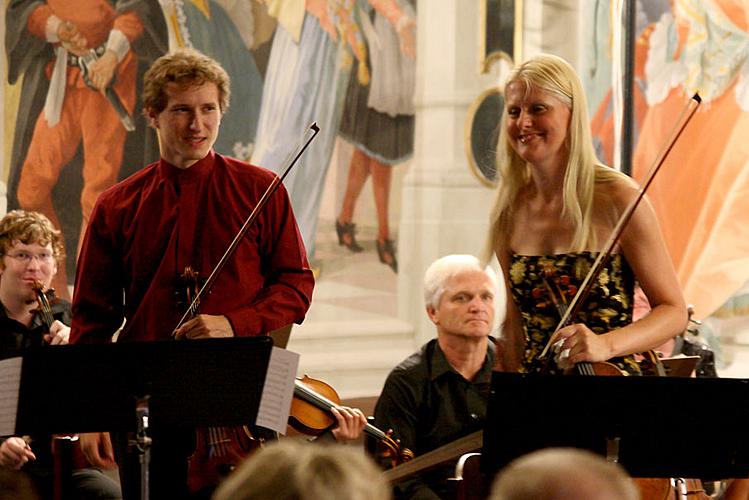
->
[0,357,22,436]
[255,347,299,434]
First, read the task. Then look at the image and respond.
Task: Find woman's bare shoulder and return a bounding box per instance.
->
[595,172,638,211]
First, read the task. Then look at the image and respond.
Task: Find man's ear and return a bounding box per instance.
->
[145,108,159,129]
[426,305,439,325]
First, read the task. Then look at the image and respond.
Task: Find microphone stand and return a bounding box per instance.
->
[129,396,152,500]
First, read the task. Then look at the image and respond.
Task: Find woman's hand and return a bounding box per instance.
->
[552,323,614,369]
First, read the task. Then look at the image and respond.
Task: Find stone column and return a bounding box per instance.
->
[397,0,581,347]
[397,0,505,346]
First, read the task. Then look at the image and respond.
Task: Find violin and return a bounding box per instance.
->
[31,282,91,499]
[290,375,413,467]
[32,281,55,328]
[180,267,264,495]
[533,95,706,499]
[634,478,710,500]
[187,425,263,495]
[31,281,61,346]
[181,125,321,494]
[540,274,628,376]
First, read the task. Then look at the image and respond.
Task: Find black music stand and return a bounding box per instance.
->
[13,336,274,499]
[482,372,749,479]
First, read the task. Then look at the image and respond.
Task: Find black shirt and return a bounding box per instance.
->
[0,297,71,498]
[0,297,71,359]
[374,338,495,499]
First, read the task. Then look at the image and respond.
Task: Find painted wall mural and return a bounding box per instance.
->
[3,0,417,302]
[585,0,749,349]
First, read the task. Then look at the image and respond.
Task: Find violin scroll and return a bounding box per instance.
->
[373,428,414,468]
[32,280,56,333]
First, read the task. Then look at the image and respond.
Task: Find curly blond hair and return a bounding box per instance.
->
[142,48,230,115]
[0,210,64,268]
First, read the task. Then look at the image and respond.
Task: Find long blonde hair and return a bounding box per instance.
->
[483,54,623,261]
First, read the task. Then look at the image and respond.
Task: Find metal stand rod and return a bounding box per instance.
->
[606,436,621,464]
[130,396,152,500]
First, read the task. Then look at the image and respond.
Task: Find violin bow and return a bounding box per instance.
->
[539,93,701,359]
[172,122,320,336]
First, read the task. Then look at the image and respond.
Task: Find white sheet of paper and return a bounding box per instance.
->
[0,357,23,436]
[255,347,299,434]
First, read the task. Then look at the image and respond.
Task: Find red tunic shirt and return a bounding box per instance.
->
[70,151,314,342]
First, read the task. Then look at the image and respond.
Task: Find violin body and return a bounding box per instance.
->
[291,375,412,467]
[576,362,709,500]
[635,477,710,500]
[575,361,627,376]
[289,375,339,435]
[187,426,262,495]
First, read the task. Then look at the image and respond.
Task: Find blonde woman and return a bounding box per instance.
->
[485,54,687,374]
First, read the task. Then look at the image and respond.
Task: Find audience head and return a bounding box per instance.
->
[212,439,391,500]
[0,470,39,500]
[0,210,64,270]
[490,447,639,500]
[142,48,231,115]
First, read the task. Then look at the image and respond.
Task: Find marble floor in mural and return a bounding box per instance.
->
[308,220,399,319]
[287,218,414,399]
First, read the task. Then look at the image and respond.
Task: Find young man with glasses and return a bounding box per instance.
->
[0,209,121,498]
[0,209,69,355]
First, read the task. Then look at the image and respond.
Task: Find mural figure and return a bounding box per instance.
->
[336,0,416,273]
[5,0,167,293]
[590,0,749,320]
[252,0,412,263]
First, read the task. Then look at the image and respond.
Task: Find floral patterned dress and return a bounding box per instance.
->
[508,252,640,375]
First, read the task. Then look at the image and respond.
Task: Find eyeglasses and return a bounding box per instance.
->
[5,251,55,264]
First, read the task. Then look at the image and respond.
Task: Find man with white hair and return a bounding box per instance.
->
[374,254,499,499]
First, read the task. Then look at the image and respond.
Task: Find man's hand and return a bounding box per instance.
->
[173,314,234,340]
[79,432,117,469]
[330,406,367,443]
[0,437,36,470]
[86,50,118,91]
[45,320,70,345]
[58,21,87,55]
